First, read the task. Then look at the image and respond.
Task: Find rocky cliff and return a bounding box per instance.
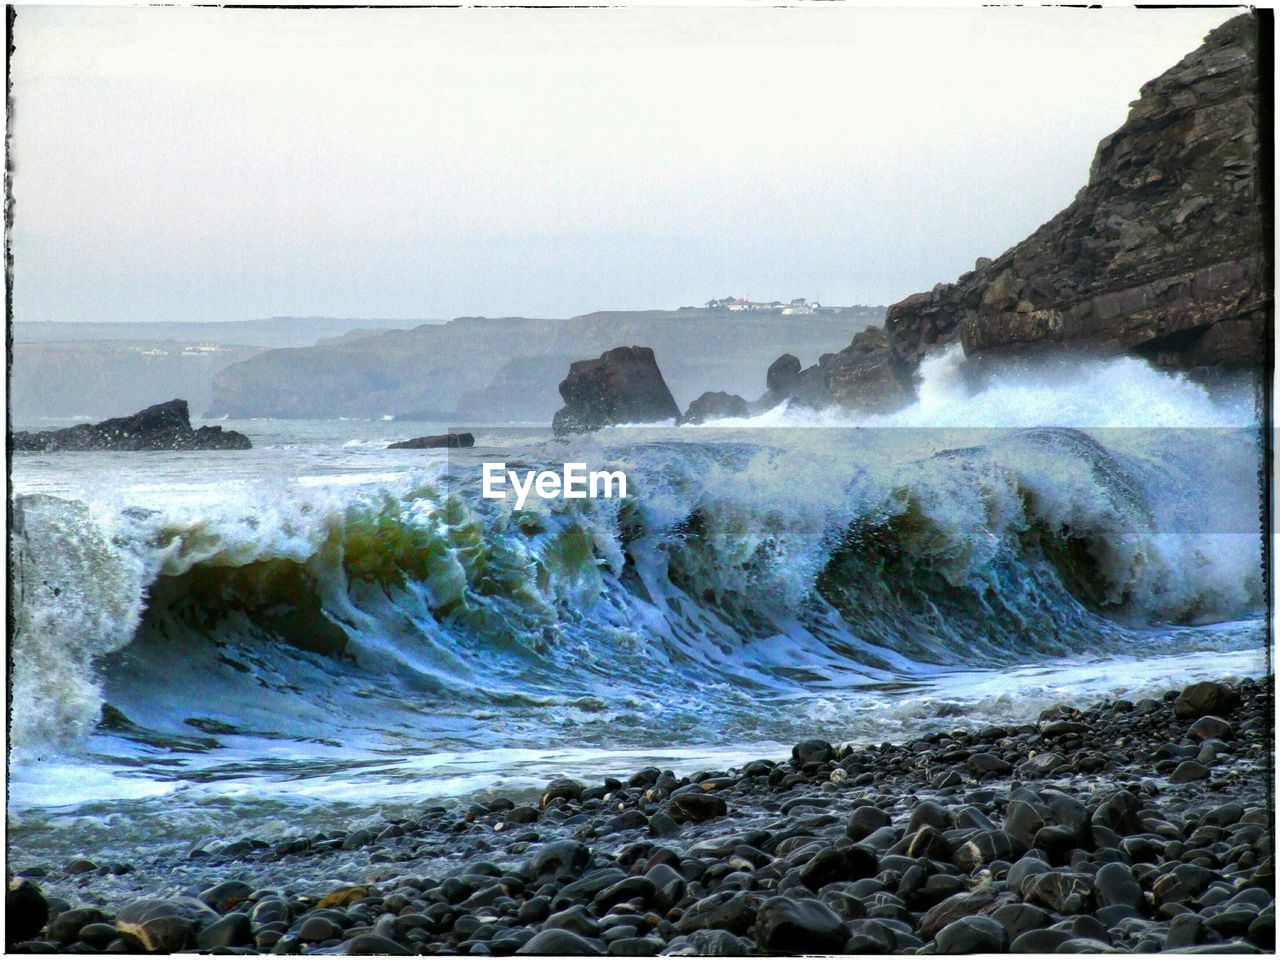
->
[775,13,1267,414]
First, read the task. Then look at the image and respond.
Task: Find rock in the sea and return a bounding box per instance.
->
[551,346,680,435]
[678,391,748,426]
[115,897,218,952]
[6,878,49,946]
[768,325,915,415]
[766,354,802,394]
[387,431,475,450]
[11,399,252,452]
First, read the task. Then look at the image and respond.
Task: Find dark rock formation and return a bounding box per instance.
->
[766,354,801,393]
[387,432,475,450]
[11,400,251,452]
[552,347,681,435]
[888,13,1266,373]
[678,391,749,425]
[765,14,1266,415]
[759,327,915,415]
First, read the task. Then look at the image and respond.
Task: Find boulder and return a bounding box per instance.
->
[552,346,680,434]
[935,915,1009,954]
[387,432,474,450]
[516,928,603,955]
[11,399,252,452]
[772,325,914,415]
[766,354,802,394]
[754,896,847,954]
[666,792,727,824]
[678,392,749,425]
[115,897,218,952]
[1174,681,1242,719]
[6,878,49,945]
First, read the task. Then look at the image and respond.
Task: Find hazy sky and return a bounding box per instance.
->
[12,4,1241,324]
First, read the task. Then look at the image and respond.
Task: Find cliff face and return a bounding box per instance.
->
[776,13,1267,415]
[888,13,1266,374]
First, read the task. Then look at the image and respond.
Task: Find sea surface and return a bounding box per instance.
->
[8,347,1270,869]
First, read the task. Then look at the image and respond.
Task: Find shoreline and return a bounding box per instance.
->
[7,675,1274,954]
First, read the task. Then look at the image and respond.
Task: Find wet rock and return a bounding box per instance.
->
[531,840,591,879]
[935,915,1009,954]
[753,896,846,954]
[545,904,601,938]
[47,909,107,946]
[76,923,118,950]
[766,355,802,394]
[1011,928,1074,952]
[666,793,726,824]
[552,347,680,435]
[541,779,587,807]
[12,400,251,452]
[1024,872,1095,914]
[678,392,748,426]
[7,881,51,945]
[195,913,253,950]
[1095,862,1143,909]
[198,880,255,913]
[846,806,891,841]
[1005,800,1046,847]
[798,844,878,888]
[297,916,343,942]
[1175,681,1242,719]
[919,890,998,941]
[115,898,217,953]
[647,813,681,838]
[1189,716,1234,741]
[1165,913,1208,949]
[953,830,1024,869]
[387,432,474,450]
[516,929,604,955]
[907,825,953,860]
[1092,790,1144,836]
[674,893,761,936]
[1170,760,1210,783]
[345,934,412,955]
[991,903,1050,941]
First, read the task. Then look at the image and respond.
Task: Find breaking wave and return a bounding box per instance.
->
[10,348,1266,761]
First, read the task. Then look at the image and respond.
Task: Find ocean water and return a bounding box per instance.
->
[7,347,1270,867]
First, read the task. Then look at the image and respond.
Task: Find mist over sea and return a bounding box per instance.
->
[8,348,1268,872]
